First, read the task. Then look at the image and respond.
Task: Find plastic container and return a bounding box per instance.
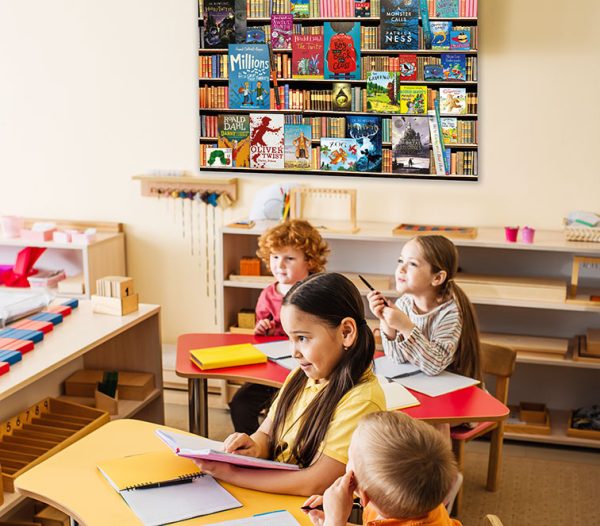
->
[504,226,519,242]
[0,216,24,238]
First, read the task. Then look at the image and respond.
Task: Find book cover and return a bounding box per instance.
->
[450,30,471,50]
[190,342,267,370]
[435,0,459,17]
[332,82,352,111]
[400,85,428,114]
[355,0,371,17]
[440,117,458,144]
[439,87,466,114]
[203,0,236,48]
[228,44,271,109]
[391,115,431,174]
[380,0,419,50]
[324,22,361,80]
[346,115,383,172]
[284,124,312,169]
[246,27,265,43]
[320,138,358,171]
[217,114,250,167]
[366,71,400,113]
[250,113,285,169]
[441,53,466,81]
[419,0,432,49]
[271,14,293,49]
[234,0,247,43]
[430,21,452,50]
[424,64,444,81]
[205,147,232,167]
[398,54,417,81]
[290,0,310,18]
[292,34,324,79]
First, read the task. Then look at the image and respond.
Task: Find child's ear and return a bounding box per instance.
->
[340,317,358,349]
[431,270,448,288]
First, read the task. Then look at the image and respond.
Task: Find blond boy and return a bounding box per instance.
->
[303,412,462,526]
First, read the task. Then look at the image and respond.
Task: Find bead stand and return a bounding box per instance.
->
[132,174,238,202]
[289,187,359,234]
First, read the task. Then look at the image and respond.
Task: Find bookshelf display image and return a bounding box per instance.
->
[218,222,600,448]
[198,0,479,180]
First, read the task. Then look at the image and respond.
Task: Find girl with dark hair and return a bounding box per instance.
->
[194,273,385,496]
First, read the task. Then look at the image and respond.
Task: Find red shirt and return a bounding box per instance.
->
[255,282,286,336]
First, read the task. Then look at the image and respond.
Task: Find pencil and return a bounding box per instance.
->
[301,499,362,512]
[358,275,390,306]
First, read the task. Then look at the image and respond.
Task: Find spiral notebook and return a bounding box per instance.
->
[97,451,241,526]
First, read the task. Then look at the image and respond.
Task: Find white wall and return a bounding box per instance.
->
[1,0,599,342]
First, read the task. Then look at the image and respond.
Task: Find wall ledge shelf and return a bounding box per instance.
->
[132,174,238,201]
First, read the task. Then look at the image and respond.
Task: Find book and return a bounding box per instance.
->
[380,0,419,50]
[399,85,427,114]
[203,0,236,49]
[218,114,251,167]
[391,115,431,174]
[398,54,417,81]
[441,117,458,143]
[271,14,293,50]
[228,44,271,110]
[428,108,447,175]
[246,27,266,43]
[394,370,480,397]
[190,342,267,370]
[346,115,382,173]
[97,451,242,526]
[376,375,421,410]
[430,21,452,50]
[291,34,324,79]
[441,53,466,81]
[284,123,312,169]
[250,113,285,169]
[439,87,467,114]
[366,71,400,113]
[424,64,444,81]
[332,82,352,111]
[210,510,302,525]
[205,147,233,167]
[290,0,310,18]
[156,429,300,470]
[320,138,358,171]
[436,0,459,17]
[324,22,361,80]
[450,29,471,50]
[355,0,371,17]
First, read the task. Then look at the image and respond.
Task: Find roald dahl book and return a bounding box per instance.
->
[271,14,293,49]
[218,114,250,167]
[228,44,271,110]
[292,34,324,78]
[250,113,284,169]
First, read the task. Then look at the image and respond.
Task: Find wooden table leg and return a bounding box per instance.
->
[188,378,208,436]
[487,421,504,491]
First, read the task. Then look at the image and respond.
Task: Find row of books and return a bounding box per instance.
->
[200,114,476,144]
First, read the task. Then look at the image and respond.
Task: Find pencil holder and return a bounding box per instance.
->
[504,226,519,242]
[0,215,24,238]
[522,226,535,244]
[95,389,119,415]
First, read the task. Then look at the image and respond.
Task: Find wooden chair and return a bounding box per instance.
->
[484,515,504,526]
[451,342,517,514]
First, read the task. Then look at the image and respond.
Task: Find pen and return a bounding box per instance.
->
[137,477,195,490]
[301,498,362,512]
[358,275,390,306]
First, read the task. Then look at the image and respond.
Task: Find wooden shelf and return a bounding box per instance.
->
[200,48,478,55]
[199,108,478,118]
[198,16,477,23]
[200,77,477,85]
[132,174,238,201]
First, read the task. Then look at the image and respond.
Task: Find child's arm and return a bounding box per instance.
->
[254,317,273,335]
[367,290,414,340]
[303,471,357,526]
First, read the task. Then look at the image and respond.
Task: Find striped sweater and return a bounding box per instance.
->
[380,295,462,376]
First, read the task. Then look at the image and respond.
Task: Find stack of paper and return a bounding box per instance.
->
[376,375,420,410]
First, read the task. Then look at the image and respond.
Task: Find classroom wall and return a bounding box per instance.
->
[1,0,599,343]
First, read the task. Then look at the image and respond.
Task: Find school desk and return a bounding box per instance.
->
[176,333,510,436]
[15,419,311,526]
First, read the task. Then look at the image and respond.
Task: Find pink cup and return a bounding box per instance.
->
[504,226,519,242]
[1,216,24,238]
[522,226,535,244]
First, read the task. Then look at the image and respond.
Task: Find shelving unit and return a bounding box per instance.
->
[198,0,479,179]
[218,221,600,448]
[0,219,125,299]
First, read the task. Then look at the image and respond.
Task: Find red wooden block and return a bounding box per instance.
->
[0,337,35,354]
[10,319,54,334]
[0,361,9,375]
[47,305,72,317]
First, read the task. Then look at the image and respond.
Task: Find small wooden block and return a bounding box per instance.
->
[0,362,9,376]
[46,305,72,317]
[34,505,70,526]
[237,309,256,329]
[392,223,478,239]
[9,319,54,334]
[65,369,155,400]
[91,293,139,316]
[19,228,55,242]
[95,389,119,415]
[228,326,255,335]
[519,402,547,424]
[0,337,35,354]
[240,257,261,276]
[586,329,600,355]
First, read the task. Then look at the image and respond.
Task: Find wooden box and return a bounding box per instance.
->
[64,369,155,400]
[567,413,600,441]
[519,402,548,424]
[228,326,255,335]
[0,398,109,492]
[586,328,600,355]
[94,389,118,415]
[237,309,256,329]
[505,405,551,435]
[91,293,138,316]
[239,257,261,276]
[34,506,70,526]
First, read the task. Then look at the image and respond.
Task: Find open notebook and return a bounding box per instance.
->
[209,510,301,525]
[156,429,299,471]
[97,451,241,526]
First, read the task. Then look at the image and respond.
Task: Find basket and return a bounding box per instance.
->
[563,218,600,242]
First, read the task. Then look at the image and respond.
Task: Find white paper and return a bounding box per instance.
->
[394,371,480,397]
[156,429,223,452]
[208,510,301,526]
[253,340,292,359]
[376,375,420,410]
[373,356,420,378]
[120,474,241,526]
[271,357,297,370]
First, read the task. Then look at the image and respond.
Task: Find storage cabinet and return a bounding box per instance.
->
[219,221,600,448]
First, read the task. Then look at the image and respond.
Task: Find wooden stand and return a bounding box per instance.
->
[94,390,118,415]
[289,187,359,234]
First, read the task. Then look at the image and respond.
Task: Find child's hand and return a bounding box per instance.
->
[367,290,388,319]
[223,432,260,457]
[254,318,273,335]
[322,471,356,524]
[192,458,233,480]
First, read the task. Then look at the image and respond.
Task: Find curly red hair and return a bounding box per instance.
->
[256,220,329,273]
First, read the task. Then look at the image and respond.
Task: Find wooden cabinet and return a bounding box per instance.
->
[219,221,600,448]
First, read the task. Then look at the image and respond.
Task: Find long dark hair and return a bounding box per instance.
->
[413,235,482,381]
[269,272,375,467]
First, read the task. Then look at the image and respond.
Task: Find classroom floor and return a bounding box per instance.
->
[164,389,600,526]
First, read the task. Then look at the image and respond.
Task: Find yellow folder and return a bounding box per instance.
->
[190,343,267,370]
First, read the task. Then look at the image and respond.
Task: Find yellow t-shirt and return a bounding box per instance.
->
[266,368,385,465]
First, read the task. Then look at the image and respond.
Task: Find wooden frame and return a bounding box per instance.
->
[569,256,600,299]
[289,187,359,234]
[132,175,238,202]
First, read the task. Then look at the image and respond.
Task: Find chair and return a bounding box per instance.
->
[484,515,504,526]
[451,342,517,514]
